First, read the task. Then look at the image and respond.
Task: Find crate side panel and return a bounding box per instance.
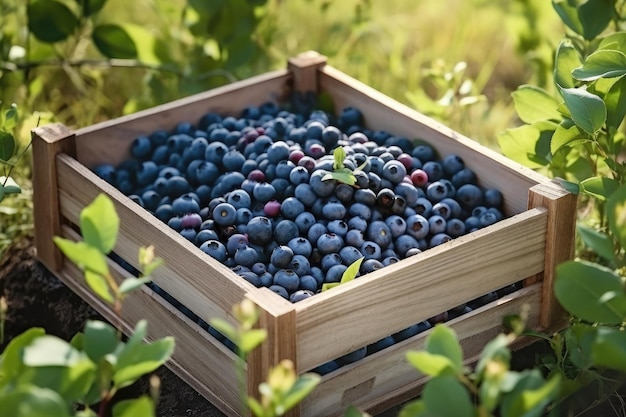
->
[56,228,243,416]
[75,71,291,168]
[319,67,548,216]
[56,154,252,326]
[295,209,548,371]
[301,284,542,417]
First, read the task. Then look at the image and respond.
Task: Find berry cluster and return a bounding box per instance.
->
[93,94,518,371]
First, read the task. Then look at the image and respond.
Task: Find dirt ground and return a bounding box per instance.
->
[1,236,625,417]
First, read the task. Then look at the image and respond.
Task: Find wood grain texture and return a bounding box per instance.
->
[294,208,548,372]
[302,284,542,417]
[246,289,298,417]
[55,154,255,327]
[57,226,243,417]
[528,181,578,329]
[74,71,291,169]
[287,50,328,93]
[31,123,76,272]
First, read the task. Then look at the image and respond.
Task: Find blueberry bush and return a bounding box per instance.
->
[496,0,626,413]
[0,194,174,417]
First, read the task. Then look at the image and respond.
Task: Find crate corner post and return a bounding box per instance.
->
[287,51,327,94]
[245,288,300,417]
[31,123,77,272]
[527,180,578,330]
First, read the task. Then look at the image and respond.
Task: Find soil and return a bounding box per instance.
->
[1,236,625,417]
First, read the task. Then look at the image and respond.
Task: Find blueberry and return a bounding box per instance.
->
[336,346,367,365]
[172,194,201,216]
[431,202,452,219]
[354,188,377,206]
[484,188,503,208]
[325,264,348,283]
[394,234,419,257]
[451,167,477,187]
[456,184,483,209]
[360,241,382,260]
[212,202,237,226]
[309,170,335,198]
[367,336,395,355]
[234,245,259,267]
[299,275,319,293]
[345,228,366,247]
[381,160,407,184]
[195,161,220,185]
[361,259,384,273]
[247,216,273,244]
[339,246,364,266]
[280,197,305,220]
[480,211,500,227]
[288,237,313,257]
[366,221,392,249]
[274,219,299,245]
[131,136,153,160]
[446,218,466,237]
[290,289,315,303]
[273,269,300,293]
[199,240,228,262]
[204,141,229,165]
[442,154,465,176]
[422,161,443,182]
[385,215,407,238]
[317,233,345,254]
[195,229,219,246]
[313,360,340,376]
[271,245,294,269]
[412,143,437,162]
[406,214,430,240]
[253,182,277,203]
[269,284,289,300]
[426,180,449,203]
[289,254,311,276]
[430,233,452,247]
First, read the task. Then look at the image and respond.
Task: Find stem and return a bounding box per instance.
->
[2,138,32,188]
[0,58,184,76]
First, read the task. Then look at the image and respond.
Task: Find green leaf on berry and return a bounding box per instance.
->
[341,257,363,284]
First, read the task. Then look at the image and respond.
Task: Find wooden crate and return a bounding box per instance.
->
[31,51,577,417]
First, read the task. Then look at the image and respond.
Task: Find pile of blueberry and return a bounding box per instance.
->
[94,93,520,372]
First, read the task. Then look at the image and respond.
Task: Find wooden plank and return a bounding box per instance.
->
[318,67,549,216]
[288,50,328,93]
[527,181,578,329]
[55,153,255,326]
[31,123,76,271]
[74,70,292,169]
[294,208,548,372]
[246,288,299,417]
[301,284,542,417]
[56,226,243,416]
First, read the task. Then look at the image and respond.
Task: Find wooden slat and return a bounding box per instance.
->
[246,288,299,417]
[55,153,256,327]
[287,50,328,93]
[318,67,549,216]
[301,284,542,417]
[74,70,292,169]
[31,123,76,271]
[56,226,243,416]
[295,208,548,372]
[527,181,578,329]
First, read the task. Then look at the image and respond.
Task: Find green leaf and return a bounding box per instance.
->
[113,337,174,388]
[80,194,119,254]
[559,87,606,135]
[578,0,613,41]
[321,282,341,292]
[550,118,590,154]
[565,323,596,369]
[555,39,582,88]
[83,320,119,363]
[333,147,346,171]
[573,50,626,81]
[247,396,265,417]
[85,270,114,303]
[398,400,428,417]
[21,336,97,402]
[424,325,463,373]
[577,224,616,263]
[118,277,152,295]
[0,327,45,381]
[406,351,458,377]
[591,328,626,372]
[53,238,109,276]
[322,171,356,186]
[604,75,626,132]
[27,0,80,43]
[599,32,626,54]
[239,329,267,353]
[606,184,626,251]
[112,396,155,417]
[0,386,71,417]
[281,373,322,413]
[552,0,584,37]
[497,124,552,169]
[0,176,22,195]
[500,371,561,417]
[476,334,511,376]
[552,178,579,195]
[555,260,626,324]
[580,176,620,201]
[77,0,107,17]
[422,376,474,417]
[512,85,561,124]
[92,24,138,59]
[0,130,15,161]
[341,257,363,284]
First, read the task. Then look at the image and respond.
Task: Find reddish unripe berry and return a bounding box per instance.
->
[289,149,305,164]
[410,169,429,187]
[397,153,413,171]
[248,169,266,182]
[264,200,281,217]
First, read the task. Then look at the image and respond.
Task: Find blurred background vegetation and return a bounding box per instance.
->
[0,0,564,257]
